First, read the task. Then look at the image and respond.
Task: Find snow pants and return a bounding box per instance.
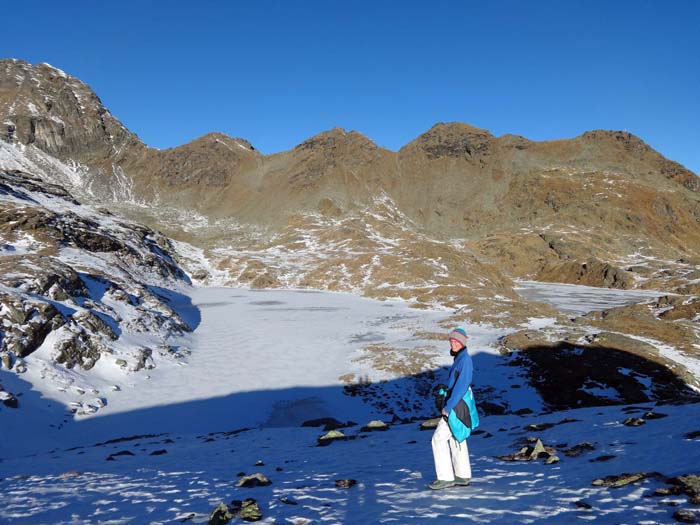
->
[431,417,472,481]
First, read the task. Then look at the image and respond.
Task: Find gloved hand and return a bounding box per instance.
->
[432,383,448,413]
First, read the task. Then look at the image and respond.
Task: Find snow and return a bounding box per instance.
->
[1,400,699,524]
[2,281,700,524]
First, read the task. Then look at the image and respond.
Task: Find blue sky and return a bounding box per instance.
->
[4,1,699,173]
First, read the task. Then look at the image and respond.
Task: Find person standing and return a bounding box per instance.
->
[428,328,476,490]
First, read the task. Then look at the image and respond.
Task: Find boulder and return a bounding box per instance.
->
[73,311,118,340]
[318,430,348,446]
[302,417,347,431]
[236,499,263,522]
[360,420,389,432]
[592,472,657,488]
[235,473,271,488]
[420,418,441,431]
[335,479,357,488]
[563,442,596,457]
[673,509,700,523]
[55,332,103,370]
[498,439,558,463]
[208,502,234,525]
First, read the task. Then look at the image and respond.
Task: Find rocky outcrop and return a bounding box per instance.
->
[536,258,635,289]
[0,167,191,387]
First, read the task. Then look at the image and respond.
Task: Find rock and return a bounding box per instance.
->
[335,479,357,488]
[590,455,616,462]
[525,422,555,432]
[106,450,136,461]
[670,474,700,504]
[58,471,82,479]
[536,257,634,289]
[564,442,596,457]
[643,411,668,420]
[360,420,389,432]
[208,502,234,525]
[1,393,19,408]
[301,417,346,431]
[115,358,127,368]
[420,418,441,431]
[237,499,263,522]
[318,430,347,446]
[545,455,560,465]
[574,500,593,509]
[684,431,700,440]
[592,472,656,488]
[279,496,298,505]
[1,353,12,370]
[254,460,264,466]
[133,347,155,371]
[498,439,558,462]
[150,449,168,456]
[235,473,271,488]
[192,269,209,280]
[55,332,104,370]
[73,310,118,340]
[623,417,646,427]
[673,509,700,523]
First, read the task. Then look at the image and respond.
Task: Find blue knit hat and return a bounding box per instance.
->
[449,328,468,348]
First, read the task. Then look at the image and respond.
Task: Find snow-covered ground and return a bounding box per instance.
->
[3,283,700,524]
[1,398,699,524]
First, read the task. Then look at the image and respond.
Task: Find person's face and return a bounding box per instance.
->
[450,338,464,352]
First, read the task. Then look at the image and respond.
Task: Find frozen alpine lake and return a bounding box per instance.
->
[515,280,665,315]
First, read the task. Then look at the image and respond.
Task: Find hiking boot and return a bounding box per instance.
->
[428,479,455,490]
[454,476,471,486]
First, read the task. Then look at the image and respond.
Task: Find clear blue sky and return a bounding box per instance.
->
[4,1,699,173]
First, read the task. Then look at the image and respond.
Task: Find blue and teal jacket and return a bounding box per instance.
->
[443,346,479,442]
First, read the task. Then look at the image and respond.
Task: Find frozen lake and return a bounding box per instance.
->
[514,280,664,315]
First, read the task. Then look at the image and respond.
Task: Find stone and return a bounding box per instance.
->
[2,393,19,408]
[279,496,298,505]
[592,472,655,488]
[1,353,12,370]
[673,509,700,524]
[360,420,389,432]
[564,442,596,457]
[590,455,616,462]
[670,474,700,504]
[235,473,271,488]
[623,417,646,427]
[335,479,357,488]
[73,310,118,340]
[318,430,347,446]
[208,502,234,525]
[643,411,668,420]
[420,418,441,431]
[237,499,263,522]
[301,417,346,431]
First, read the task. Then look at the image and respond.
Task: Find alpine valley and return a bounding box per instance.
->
[1,59,700,525]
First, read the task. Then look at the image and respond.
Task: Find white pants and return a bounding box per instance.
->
[431,418,472,481]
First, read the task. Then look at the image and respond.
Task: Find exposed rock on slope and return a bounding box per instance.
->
[0,163,192,413]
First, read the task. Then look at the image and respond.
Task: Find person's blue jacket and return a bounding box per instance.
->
[444,347,473,414]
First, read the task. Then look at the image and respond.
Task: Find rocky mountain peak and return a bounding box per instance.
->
[295,127,380,153]
[178,132,257,154]
[401,121,495,159]
[0,59,141,163]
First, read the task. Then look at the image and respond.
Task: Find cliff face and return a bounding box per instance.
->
[0,59,143,166]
